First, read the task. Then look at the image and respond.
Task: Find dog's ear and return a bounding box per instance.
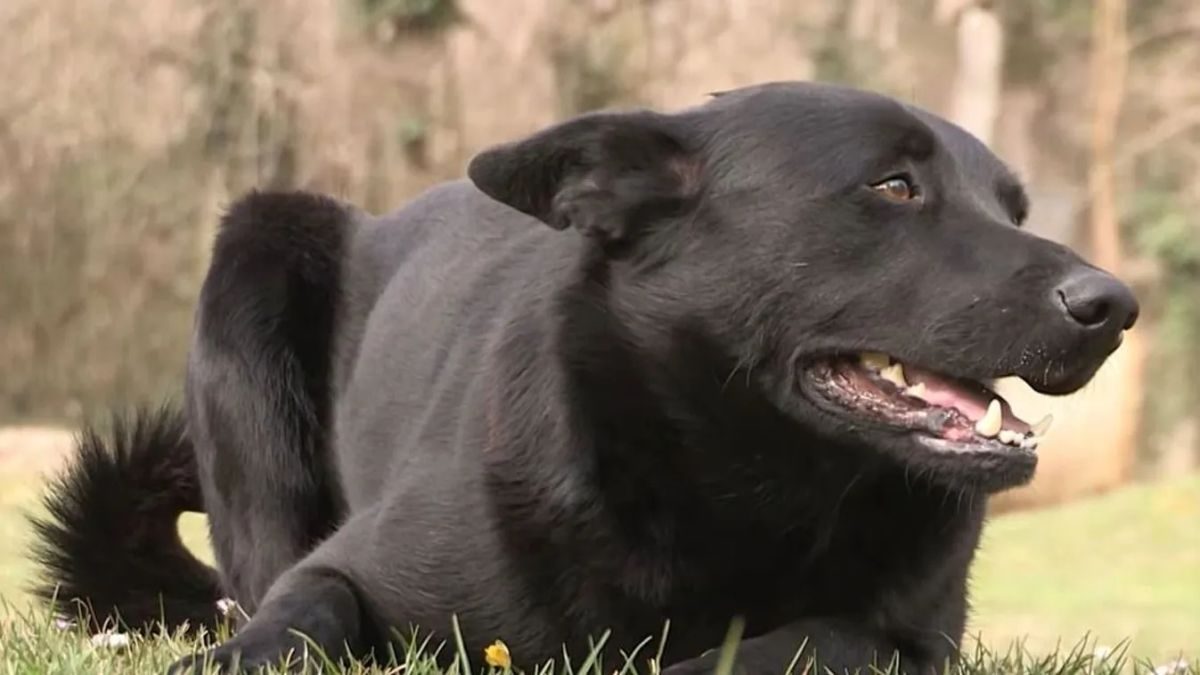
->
[467,111,703,245]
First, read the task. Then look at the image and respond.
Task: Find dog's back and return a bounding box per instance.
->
[329,180,573,504]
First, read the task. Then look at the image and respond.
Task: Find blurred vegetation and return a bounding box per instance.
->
[1130,176,1200,466]
[0,0,1197,475]
[352,0,462,37]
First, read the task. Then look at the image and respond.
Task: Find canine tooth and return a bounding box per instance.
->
[974,400,1003,438]
[880,363,907,388]
[904,382,928,399]
[1030,414,1054,437]
[860,352,890,371]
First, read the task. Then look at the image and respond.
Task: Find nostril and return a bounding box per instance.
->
[1058,289,1110,327]
[1055,271,1138,331]
[1124,305,1139,330]
[1074,298,1111,326]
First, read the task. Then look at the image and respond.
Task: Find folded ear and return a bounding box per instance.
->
[467,111,704,245]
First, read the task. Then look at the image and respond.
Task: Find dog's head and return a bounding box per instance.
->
[468,81,1138,494]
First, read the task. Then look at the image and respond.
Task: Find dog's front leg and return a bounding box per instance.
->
[661,618,936,675]
[167,566,372,674]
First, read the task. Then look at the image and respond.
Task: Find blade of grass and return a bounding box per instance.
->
[711,616,746,675]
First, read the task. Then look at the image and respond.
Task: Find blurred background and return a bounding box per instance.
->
[0,0,1196,663]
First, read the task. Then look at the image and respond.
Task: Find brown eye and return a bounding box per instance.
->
[871,176,916,202]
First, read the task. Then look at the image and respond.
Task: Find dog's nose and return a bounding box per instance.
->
[1054,269,1139,331]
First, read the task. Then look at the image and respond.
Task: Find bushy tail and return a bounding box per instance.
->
[28,406,224,633]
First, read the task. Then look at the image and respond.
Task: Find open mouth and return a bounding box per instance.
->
[804,352,1053,454]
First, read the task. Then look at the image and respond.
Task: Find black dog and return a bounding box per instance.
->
[31,81,1138,674]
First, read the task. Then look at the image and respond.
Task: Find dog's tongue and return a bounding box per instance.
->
[905,365,1030,432]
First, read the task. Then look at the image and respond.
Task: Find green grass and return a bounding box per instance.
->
[969,474,1200,659]
[0,604,1195,675]
[1,461,1196,673]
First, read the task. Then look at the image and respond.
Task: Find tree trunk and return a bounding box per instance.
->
[1087,0,1128,273]
[947,4,1004,147]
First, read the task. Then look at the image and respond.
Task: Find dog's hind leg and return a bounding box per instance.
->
[186,190,354,613]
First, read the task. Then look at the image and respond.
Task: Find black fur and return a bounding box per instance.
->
[29,407,222,632]
[30,82,1138,675]
[185,190,350,613]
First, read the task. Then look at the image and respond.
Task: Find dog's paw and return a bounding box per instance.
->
[166,643,300,675]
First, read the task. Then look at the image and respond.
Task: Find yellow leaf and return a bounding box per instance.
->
[484,640,512,669]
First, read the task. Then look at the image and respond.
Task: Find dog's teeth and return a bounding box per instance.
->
[904,382,927,399]
[880,363,907,388]
[1020,436,1039,450]
[860,352,890,371]
[998,429,1020,445]
[974,399,1002,438]
[1030,414,1054,437]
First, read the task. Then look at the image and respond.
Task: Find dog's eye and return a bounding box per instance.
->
[871,176,917,202]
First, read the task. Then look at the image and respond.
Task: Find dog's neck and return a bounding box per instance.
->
[479,255,985,615]
[492,258,886,537]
